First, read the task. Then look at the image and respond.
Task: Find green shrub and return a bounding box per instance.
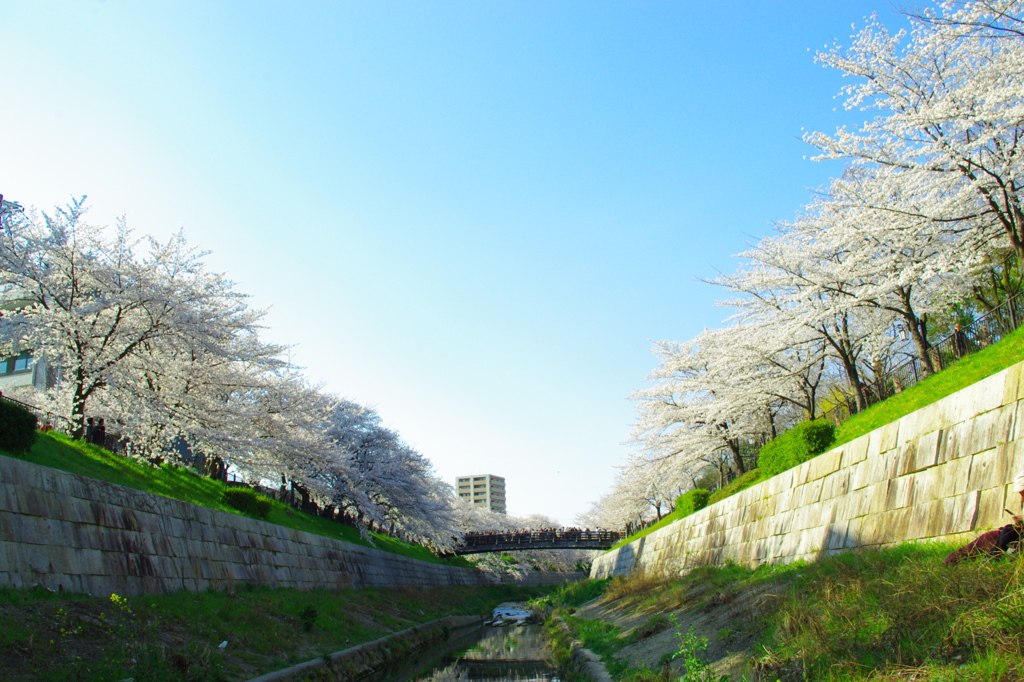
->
[758,419,835,478]
[222,488,272,519]
[675,489,710,518]
[0,399,38,454]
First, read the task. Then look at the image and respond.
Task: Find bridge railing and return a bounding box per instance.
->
[461,529,622,548]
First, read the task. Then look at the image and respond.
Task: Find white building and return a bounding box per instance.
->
[456,474,506,514]
[0,351,50,393]
[0,290,54,394]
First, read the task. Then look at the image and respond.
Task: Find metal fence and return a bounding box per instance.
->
[0,393,77,436]
[0,394,126,453]
[824,291,1024,425]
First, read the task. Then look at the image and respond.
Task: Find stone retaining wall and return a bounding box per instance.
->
[0,454,576,596]
[591,361,1024,579]
[247,615,483,682]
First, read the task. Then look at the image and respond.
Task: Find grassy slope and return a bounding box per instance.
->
[833,323,1024,447]
[0,581,560,682]
[1,432,470,566]
[551,544,1024,681]
[609,326,1024,551]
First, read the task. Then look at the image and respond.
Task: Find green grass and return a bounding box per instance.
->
[576,544,1024,681]
[833,323,1024,447]
[0,581,560,681]
[608,512,684,550]
[534,577,610,610]
[757,544,1024,680]
[2,432,471,567]
[706,468,764,506]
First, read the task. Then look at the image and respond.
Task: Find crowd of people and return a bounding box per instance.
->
[462,527,620,547]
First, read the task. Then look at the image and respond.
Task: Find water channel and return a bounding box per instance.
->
[374,604,561,682]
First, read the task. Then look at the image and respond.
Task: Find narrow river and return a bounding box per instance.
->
[374,604,560,682]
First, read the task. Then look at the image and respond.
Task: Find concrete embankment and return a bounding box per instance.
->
[0,453,580,596]
[593,359,1024,579]
[246,614,482,682]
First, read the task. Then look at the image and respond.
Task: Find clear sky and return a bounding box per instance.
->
[1,1,910,524]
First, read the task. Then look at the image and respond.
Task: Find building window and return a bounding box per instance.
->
[13,355,31,372]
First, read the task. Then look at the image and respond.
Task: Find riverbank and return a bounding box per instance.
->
[542,543,1024,680]
[0,582,563,681]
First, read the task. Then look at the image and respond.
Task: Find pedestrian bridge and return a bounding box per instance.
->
[452,529,623,555]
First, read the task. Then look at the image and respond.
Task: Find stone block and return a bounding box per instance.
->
[950,491,981,534]
[937,422,970,464]
[0,483,19,514]
[849,461,871,492]
[926,497,958,538]
[774,488,794,514]
[820,468,851,503]
[806,449,842,482]
[1001,363,1022,405]
[866,427,886,461]
[840,434,871,470]
[968,447,1010,492]
[15,486,51,518]
[8,513,52,545]
[932,456,974,500]
[880,421,901,455]
[910,467,942,506]
[9,460,45,490]
[1007,438,1024,481]
[967,405,1016,456]
[885,507,914,544]
[800,479,824,508]
[753,495,776,520]
[846,488,872,520]
[885,476,915,510]
[890,442,917,479]
[916,400,955,439]
[976,486,1010,530]
[844,517,864,548]
[914,430,942,472]
[823,520,849,551]
[1011,400,1024,441]
[790,460,812,488]
[866,481,892,516]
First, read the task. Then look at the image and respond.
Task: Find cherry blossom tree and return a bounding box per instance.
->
[806,1,1024,259]
[0,199,287,439]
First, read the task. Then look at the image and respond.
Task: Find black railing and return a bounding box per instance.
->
[824,291,1024,425]
[0,394,77,436]
[456,529,623,554]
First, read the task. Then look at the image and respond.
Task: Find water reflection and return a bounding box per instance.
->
[396,625,560,682]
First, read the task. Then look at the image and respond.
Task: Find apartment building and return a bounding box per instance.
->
[455,474,506,514]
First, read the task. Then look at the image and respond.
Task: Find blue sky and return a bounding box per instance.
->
[1,1,910,523]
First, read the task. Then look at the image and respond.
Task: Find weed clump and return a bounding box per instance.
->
[222,488,272,519]
[299,605,318,632]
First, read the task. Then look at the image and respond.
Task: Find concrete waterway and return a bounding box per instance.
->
[376,604,560,682]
